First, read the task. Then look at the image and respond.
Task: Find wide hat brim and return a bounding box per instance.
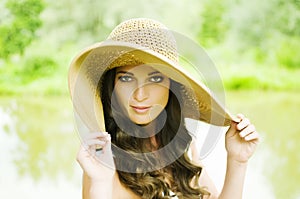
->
[68,40,234,132]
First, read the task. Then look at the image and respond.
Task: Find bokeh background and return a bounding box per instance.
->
[0,0,299,198]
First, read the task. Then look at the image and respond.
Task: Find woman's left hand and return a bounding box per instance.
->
[225,114,260,163]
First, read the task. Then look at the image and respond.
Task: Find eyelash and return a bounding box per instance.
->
[118,75,133,82]
[118,75,164,83]
[149,76,164,83]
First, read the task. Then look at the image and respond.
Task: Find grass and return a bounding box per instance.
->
[0,42,300,96]
[0,69,69,96]
[218,63,300,91]
[1,62,300,96]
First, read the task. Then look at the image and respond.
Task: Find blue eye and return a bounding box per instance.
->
[149,76,164,83]
[118,75,133,82]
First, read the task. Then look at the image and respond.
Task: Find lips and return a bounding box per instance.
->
[130,105,151,113]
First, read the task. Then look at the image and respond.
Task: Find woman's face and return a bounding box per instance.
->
[114,64,170,125]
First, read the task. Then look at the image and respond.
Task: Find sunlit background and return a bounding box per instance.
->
[0,0,299,198]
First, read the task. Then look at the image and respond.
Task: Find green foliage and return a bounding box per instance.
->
[224,76,260,90]
[276,37,300,69]
[0,55,60,95]
[20,56,57,83]
[198,0,228,47]
[0,1,299,198]
[225,0,274,50]
[223,75,274,90]
[274,0,300,37]
[0,0,44,59]
[0,0,300,96]
[224,0,300,67]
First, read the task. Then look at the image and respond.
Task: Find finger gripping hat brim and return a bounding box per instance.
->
[68,18,233,132]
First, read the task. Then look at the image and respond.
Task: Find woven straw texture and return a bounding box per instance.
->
[68,18,232,132]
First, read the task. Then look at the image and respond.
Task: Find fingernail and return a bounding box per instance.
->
[230,113,242,122]
[106,134,111,140]
[232,116,241,123]
[239,132,245,138]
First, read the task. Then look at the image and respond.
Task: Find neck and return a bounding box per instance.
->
[149,135,158,150]
[138,120,157,136]
[139,121,159,150]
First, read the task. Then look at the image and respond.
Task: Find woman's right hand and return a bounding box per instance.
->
[76,132,116,182]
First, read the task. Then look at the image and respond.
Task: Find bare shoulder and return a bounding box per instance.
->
[188,139,219,198]
[112,173,141,199]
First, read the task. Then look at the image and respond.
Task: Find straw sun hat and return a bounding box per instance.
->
[68,18,233,133]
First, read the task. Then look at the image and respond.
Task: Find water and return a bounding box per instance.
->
[0,96,81,199]
[0,91,299,199]
[226,91,300,199]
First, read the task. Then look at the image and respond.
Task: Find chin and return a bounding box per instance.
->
[130,117,153,126]
[133,120,152,125]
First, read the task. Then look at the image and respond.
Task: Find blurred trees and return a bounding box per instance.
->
[198,0,300,68]
[0,0,44,59]
[275,0,300,36]
[0,0,300,94]
[197,0,228,47]
[1,0,299,66]
[0,1,299,197]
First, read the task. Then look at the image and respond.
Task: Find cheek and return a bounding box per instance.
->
[114,85,132,107]
[155,87,170,106]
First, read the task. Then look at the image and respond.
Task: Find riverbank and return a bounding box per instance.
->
[1,62,300,96]
[1,90,299,199]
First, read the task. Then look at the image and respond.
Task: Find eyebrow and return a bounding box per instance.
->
[116,70,162,76]
[116,71,134,76]
[148,71,161,76]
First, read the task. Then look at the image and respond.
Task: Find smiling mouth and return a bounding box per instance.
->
[131,106,151,113]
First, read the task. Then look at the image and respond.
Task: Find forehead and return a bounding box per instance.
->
[116,64,157,74]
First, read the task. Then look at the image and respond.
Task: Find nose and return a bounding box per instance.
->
[133,85,148,102]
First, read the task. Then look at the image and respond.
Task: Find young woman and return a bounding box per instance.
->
[69,18,260,199]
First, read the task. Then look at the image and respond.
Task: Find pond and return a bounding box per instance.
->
[0,91,299,199]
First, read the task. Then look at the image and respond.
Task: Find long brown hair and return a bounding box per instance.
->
[99,68,209,198]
